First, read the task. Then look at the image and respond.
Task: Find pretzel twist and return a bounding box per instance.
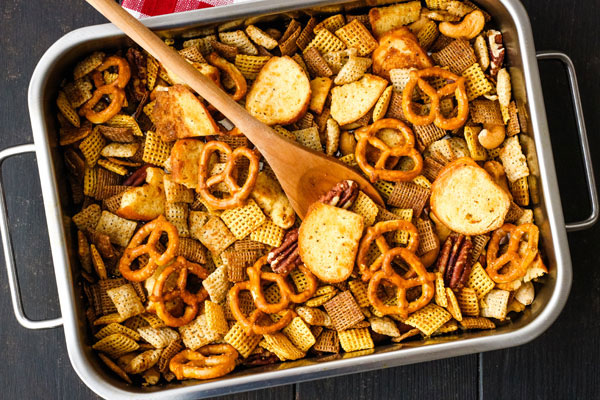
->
[198,141,260,210]
[355,119,423,183]
[228,256,316,335]
[401,67,469,131]
[79,56,131,124]
[150,256,209,327]
[356,220,420,282]
[169,345,238,380]
[119,215,179,282]
[486,223,539,283]
[367,247,436,318]
[207,52,247,101]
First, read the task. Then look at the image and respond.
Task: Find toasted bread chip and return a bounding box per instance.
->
[219,30,258,55]
[330,74,387,126]
[249,171,295,230]
[299,203,364,283]
[338,328,374,352]
[169,138,205,189]
[309,77,333,115]
[117,182,166,222]
[245,56,311,126]
[370,316,401,337]
[93,333,139,358]
[405,304,452,336]
[368,1,422,38]
[372,28,432,80]
[296,306,333,327]
[101,143,139,159]
[324,118,340,156]
[153,85,218,141]
[335,20,378,56]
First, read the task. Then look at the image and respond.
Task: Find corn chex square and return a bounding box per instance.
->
[224,322,262,358]
[305,28,346,54]
[335,19,378,56]
[456,287,480,316]
[220,199,266,239]
[205,300,229,336]
[72,204,102,231]
[460,317,496,330]
[92,333,139,358]
[106,284,145,320]
[323,290,364,331]
[106,114,143,137]
[179,314,221,350]
[261,332,305,361]
[202,265,230,303]
[79,127,106,167]
[405,304,452,336]
[249,219,285,247]
[338,327,373,352]
[350,191,379,226]
[348,280,370,308]
[142,130,172,167]
[462,63,493,100]
[283,317,316,352]
[467,262,496,299]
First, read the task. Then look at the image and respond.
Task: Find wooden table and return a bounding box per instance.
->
[0,1,598,398]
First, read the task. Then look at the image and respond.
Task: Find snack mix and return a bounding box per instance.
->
[57,0,546,386]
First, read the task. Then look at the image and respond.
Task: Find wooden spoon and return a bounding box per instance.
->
[85,0,383,218]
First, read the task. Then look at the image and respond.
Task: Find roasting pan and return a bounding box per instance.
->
[1,0,598,398]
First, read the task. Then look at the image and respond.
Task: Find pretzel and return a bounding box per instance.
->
[207,52,248,101]
[150,257,209,327]
[79,56,131,124]
[356,220,419,282]
[228,255,316,335]
[228,281,295,335]
[97,56,132,89]
[355,119,423,183]
[169,345,238,380]
[198,141,260,210]
[368,247,436,318]
[486,223,539,283]
[401,67,469,131]
[79,85,127,124]
[119,215,180,282]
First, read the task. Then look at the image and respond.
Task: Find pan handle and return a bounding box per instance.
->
[537,51,599,232]
[0,143,63,329]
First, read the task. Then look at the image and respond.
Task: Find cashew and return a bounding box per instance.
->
[439,10,486,40]
[339,131,357,156]
[478,124,506,149]
[515,281,535,305]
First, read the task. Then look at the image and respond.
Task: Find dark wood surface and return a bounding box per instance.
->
[0,0,598,399]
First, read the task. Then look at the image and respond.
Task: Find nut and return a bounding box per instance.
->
[124,164,151,186]
[318,180,359,209]
[267,228,302,275]
[339,131,357,156]
[436,233,473,290]
[478,124,506,149]
[474,35,490,71]
[487,30,505,76]
[422,9,461,22]
[439,10,485,40]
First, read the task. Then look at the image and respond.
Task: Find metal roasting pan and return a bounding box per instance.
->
[1,0,598,398]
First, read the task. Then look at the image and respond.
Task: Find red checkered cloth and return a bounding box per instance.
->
[122,0,240,18]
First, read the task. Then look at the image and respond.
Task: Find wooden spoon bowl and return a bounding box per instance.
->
[85,0,383,218]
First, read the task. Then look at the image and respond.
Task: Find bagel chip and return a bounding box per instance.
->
[298,202,364,283]
[245,56,311,125]
[330,74,388,126]
[431,158,510,235]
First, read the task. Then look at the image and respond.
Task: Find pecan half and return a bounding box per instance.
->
[267,228,302,275]
[318,180,359,209]
[437,233,473,290]
[487,30,505,77]
[124,164,150,186]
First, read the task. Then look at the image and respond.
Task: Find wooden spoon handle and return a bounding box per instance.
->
[85,0,281,148]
